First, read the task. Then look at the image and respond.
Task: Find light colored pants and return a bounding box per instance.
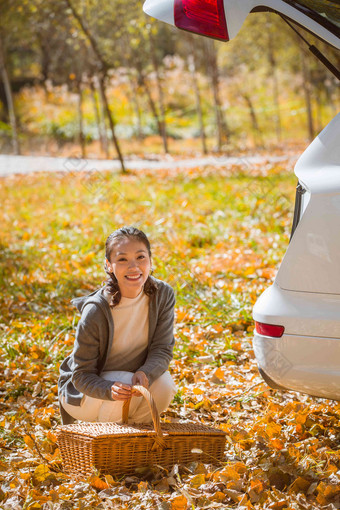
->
[61,370,177,424]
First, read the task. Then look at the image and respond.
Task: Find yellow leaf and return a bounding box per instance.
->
[33,465,50,483]
[325,464,338,476]
[259,268,275,279]
[265,422,281,438]
[20,472,31,480]
[89,475,109,490]
[24,435,35,449]
[295,411,309,424]
[214,367,225,381]
[210,491,225,502]
[270,438,284,450]
[267,501,289,510]
[224,488,244,503]
[47,431,57,443]
[244,266,256,276]
[295,424,304,435]
[189,474,205,488]
[83,252,95,264]
[105,474,114,485]
[10,477,19,488]
[212,323,223,333]
[316,481,340,505]
[288,476,310,494]
[216,466,240,482]
[250,479,265,494]
[171,495,188,510]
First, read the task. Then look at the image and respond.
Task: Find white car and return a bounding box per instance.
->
[143,0,340,400]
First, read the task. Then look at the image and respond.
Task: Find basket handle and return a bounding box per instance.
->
[122,385,166,449]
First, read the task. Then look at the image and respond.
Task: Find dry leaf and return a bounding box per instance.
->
[171,494,188,510]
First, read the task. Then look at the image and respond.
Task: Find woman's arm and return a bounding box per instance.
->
[71,304,114,400]
[137,286,176,385]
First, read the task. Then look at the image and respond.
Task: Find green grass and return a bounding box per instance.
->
[4,162,323,509]
[0,165,296,349]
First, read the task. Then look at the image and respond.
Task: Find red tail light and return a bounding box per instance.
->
[255,321,285,338]
[174,0,229,41]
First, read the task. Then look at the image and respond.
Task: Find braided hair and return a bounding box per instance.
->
[104,226,158,307]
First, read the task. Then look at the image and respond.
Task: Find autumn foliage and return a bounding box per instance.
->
[1,158,340,509]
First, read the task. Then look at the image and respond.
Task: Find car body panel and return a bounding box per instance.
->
[224,0,340,46]
[253,114,340,397]
[253,283,340,338]
[253,332,340,400]
[294,113,340,193]
[143,0,340,48]
[143,0,175,25]
[275,113,340,295]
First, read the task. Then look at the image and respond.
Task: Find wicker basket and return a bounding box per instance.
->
[57,385,226,477]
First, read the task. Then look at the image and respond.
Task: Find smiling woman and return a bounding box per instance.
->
[104,229,155,302]
[58,226,177,425]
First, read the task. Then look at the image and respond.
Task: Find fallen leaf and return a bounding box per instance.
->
[171,494,188,510]
[189,474,205,488]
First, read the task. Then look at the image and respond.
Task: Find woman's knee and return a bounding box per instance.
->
[150,371,177,395]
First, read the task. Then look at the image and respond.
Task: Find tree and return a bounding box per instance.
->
[204,39,230,151]
[63,0,126,172]
[121,16,174,154]
[186,36,208,154]
[0,36,20,154]
[0,0,35,154]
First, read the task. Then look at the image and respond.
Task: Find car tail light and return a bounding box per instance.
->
[174,0,229,41]
[255,321,285,338]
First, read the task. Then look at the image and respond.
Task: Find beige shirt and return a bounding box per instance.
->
[104,289,149,372]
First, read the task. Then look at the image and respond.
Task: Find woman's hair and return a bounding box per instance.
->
[104,226,158,307]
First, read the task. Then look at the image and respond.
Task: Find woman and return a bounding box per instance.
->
[58,226,177,425]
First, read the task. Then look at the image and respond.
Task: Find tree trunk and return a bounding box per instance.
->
[242,93,263,147]
[204,39,229,151]
[187,45,207,155]
[76,79,86,158]
[0,37,20,155]
[65,0,125,170]
[315,84,323,134]
[299,43,315,141]
[99,75,126,173]
[90,77,109,157]
[267,18,282,144]
[137,66,163,142]
[126,70,143,140]
[148,29,168,154]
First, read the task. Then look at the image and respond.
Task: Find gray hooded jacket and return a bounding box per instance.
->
[58,276,175,424]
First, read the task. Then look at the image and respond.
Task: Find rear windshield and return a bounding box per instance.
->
[292,0,340,28]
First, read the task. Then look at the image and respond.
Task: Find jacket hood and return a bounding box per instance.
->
[71,286,108,314]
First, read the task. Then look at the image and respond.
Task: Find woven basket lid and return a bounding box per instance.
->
[57,421,226,439]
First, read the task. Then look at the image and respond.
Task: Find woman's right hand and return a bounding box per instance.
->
[111,382,132,401]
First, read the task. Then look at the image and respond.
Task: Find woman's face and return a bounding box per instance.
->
[106,237,151,298]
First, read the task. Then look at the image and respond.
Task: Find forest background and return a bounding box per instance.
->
[1,0,339,163]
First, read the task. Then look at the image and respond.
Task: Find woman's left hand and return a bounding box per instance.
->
[132,371,149,395]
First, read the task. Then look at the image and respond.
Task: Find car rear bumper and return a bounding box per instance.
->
[253,332,340,400]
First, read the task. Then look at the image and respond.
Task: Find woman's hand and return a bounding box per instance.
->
[132,371,149,396]
[111,382,132,401]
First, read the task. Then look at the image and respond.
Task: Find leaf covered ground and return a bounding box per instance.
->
[1,158,340,510]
